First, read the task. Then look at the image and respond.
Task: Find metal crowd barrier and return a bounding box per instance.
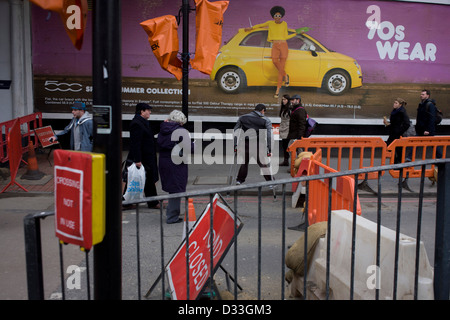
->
[23,159,450,300]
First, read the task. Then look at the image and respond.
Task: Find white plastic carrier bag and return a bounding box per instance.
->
[123,163,146,202]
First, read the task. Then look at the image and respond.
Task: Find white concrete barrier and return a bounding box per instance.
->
[289,210,434,300]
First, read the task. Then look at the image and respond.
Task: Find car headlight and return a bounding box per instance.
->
[216,51,222,59]
[353,60,360,69]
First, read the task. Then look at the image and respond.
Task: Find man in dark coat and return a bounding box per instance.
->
[286,94,307,140]
[126,103,159,208]
[415,89,437,137]
[234,104,274,184]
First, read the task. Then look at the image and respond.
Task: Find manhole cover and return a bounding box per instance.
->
[193,176,230,185]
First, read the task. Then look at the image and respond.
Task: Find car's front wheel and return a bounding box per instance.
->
[216,67,246,93]
[324,70,350,95]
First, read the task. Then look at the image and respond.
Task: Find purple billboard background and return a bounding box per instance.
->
[31,0,450,84]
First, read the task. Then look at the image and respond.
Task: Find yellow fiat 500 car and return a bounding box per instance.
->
[210,28,363,95]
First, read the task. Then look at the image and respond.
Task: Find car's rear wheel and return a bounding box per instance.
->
[216,67,246,93]
[324,70,350,95]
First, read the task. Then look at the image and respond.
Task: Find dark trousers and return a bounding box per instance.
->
[282,138,290,162]
[144,169,159,208]
[237,139,273,183]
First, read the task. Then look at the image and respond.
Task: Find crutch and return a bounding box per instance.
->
[267,155,277,201]
[228,129,242,189]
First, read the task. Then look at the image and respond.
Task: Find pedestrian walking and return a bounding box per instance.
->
[234,104,274,185]
[279,94,291,166]
[415,89,437,137]
[50,101,93,152]
[158,110,194,224]
[125,103,159,209]
[383,98,411,163]
[406,89,441,161]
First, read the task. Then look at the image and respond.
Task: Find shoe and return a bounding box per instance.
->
[167,217,183,224]
[236,181,242,185]
[285,74,290,87]
[280,160,289,166]
[122,204,137,210]
[148,203,161,209]
[288,222,306,231]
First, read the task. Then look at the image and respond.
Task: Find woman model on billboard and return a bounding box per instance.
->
[245,6,300,98]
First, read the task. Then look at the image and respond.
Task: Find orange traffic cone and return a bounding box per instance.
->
[182,198,197,240]
[21,141,45,180]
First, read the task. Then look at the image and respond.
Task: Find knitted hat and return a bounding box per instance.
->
[135,103,152,114]
[72,101,86,110]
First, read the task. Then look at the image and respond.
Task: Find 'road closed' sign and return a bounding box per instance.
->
[54,150,105,250]
[165,195,243,300]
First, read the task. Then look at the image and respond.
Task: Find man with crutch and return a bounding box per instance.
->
[233,104,275,191]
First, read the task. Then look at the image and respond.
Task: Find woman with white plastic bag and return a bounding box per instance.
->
[123,163,146,202]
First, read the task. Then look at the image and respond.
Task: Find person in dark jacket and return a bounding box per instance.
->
[415,89,437,137]
[126,103,159,209]
[158,110,194,224]
[383,98,410,163]
[286,94,307,141]
[384,98,410,146]
[406,89,441,162]
[234,104,274,184]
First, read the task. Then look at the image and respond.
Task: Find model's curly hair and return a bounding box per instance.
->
[270,6,285,18]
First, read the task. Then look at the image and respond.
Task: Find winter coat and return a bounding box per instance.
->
[279,109,290,139]
[386,106,410,146]
[234,110,272,153]
[157,121,194,193]
[56,111,93,151]
[287,105,307,140]
[126,114,159,183]
[416,99,437,136]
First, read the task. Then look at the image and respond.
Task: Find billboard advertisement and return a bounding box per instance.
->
[31,0,450,124]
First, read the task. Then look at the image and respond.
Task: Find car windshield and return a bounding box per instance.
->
[287,35,325,52]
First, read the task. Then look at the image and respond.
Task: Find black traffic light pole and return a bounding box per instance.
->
[182,0,190,121]
[92,0,123,299]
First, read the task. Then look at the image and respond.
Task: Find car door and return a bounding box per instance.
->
[262,34,322,86]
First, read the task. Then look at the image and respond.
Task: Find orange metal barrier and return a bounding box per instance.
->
[287,137,388,180]
[292,148,361,225]
[1,120,27,193]
[387,136,450,179]
[0,112,43,164]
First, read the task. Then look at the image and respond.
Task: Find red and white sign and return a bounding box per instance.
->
[54,150,93,249]
[272,123,280,136]
[34,126,59,148]
[166,195,243,300]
